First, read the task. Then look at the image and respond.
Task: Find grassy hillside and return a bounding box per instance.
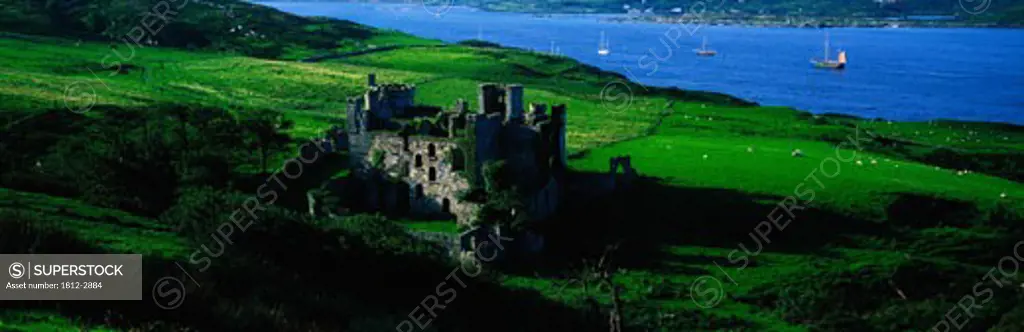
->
[1,0,440,59]
[1,0,1023,331]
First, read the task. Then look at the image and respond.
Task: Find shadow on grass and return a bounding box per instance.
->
[234,151,350,213]
[0,209,601,331]
[886,193,982,228]
[530,173,896,275]
[508,172,1020,330]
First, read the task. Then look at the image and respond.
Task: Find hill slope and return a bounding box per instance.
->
[1,0,439,59]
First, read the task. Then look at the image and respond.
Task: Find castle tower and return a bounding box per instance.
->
[505,84,524,124]
[478,83,505,114]
[365,88,380,119]
[346,96,367,134]
[449,99,469,138]
[527,103,547,125]
[550,104,567,172]
[345,96,375,175]
[367,84,416,120]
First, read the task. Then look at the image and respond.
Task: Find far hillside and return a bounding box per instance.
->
[1,0,440,59]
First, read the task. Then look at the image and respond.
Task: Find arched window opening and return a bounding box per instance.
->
[429,167,437,181]
[428,144,436,157]
[415,154,423,168]
[442,198,451,215]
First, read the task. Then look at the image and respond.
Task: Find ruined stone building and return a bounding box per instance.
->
[345,74,567,228]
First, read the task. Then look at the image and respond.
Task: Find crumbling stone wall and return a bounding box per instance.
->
[358,132,478,223]
[343,74,568,231]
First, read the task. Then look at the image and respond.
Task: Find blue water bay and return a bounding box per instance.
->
[264,3,1024,124]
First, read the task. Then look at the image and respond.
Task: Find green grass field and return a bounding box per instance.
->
[1,0,1022,330]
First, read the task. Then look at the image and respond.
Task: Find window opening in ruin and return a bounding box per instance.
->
[451,148,465,171]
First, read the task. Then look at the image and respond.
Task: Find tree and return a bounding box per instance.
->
[557,243,625,332]
[482,160,509,193]
[475,160,528,231]
[240,110,293,174]
[41,109,180,215]
[164,106,195,176]
[159,186,241,237]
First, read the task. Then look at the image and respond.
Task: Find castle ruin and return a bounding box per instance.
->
[345,74,567,228]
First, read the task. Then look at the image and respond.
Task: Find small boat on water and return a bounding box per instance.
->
[598,31,610,56]
[811,31,846,70]
[694,36,716,56]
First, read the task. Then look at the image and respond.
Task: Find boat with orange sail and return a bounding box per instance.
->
[811,32,846,70]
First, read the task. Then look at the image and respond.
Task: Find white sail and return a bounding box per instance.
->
[598,31,610,55]
[824,31,830,61]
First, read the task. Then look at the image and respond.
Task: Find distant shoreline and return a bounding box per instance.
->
[261,1,1021,29]
[593,15,1022,29]
[519,11,1021,29]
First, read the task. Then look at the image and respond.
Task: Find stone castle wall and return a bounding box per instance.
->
[351,132,477,223]
[344,75,566,227]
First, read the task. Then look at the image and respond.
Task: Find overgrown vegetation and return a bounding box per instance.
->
[0,104,600,331]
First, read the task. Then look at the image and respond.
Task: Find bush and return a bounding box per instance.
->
[457,39,502,48]
[159,186,248,238]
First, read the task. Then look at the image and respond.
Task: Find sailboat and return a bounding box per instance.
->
[694,36,717,56]
[811,31,847,70]
[598,31,610,56]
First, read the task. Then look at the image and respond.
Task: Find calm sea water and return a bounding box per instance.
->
[262,3,1024,124]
